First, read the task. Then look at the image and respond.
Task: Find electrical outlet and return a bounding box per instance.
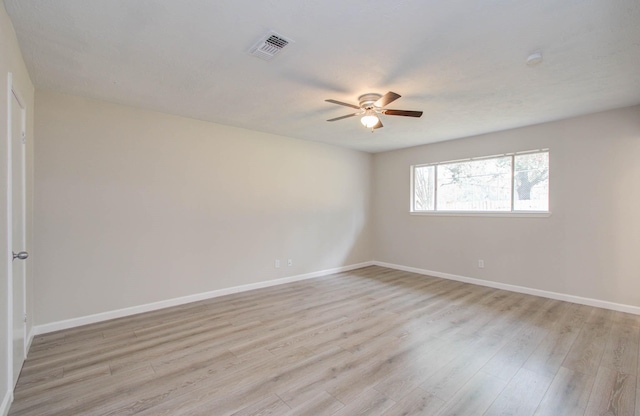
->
[478,259,485,268]
[288,259,293,266]
[275,259,280,268]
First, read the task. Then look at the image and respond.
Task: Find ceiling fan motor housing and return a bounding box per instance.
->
[358,93,382,110]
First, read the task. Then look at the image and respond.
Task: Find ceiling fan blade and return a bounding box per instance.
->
[325,99,360,110]
[383,109,423,118]
[327,113,358,122]
[375,91,401,107]
[373,118,383,129]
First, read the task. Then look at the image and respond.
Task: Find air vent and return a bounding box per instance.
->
[248,30,293,61]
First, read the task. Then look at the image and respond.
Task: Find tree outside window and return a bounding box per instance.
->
[412,151,549,212]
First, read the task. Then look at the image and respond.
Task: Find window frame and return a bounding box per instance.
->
[410,149,551,217]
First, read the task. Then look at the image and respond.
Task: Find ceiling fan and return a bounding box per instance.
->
[325,91,423,131]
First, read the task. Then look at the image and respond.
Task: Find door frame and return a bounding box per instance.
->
[6,72,27,392]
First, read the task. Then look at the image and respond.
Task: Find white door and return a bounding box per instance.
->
[10,85,27,387]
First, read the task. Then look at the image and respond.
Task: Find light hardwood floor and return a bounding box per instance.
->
[10,266,640,415]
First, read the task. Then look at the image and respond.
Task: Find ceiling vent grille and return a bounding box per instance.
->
[249,30,293,61]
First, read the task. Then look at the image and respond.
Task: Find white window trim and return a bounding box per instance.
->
[410,211,552,218]
[410,149,550,216]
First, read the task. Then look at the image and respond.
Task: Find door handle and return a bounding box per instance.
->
[12,251,29,261]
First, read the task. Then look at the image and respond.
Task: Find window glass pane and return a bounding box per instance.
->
[413,165,435,211]
[436,157,512,211]
[514,152,549,211]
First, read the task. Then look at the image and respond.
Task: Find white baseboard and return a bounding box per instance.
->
[374,261,640,315]
[32,261,375,336]
[33,259,638,338]
[1,389,11,416]
[26,327,35,356]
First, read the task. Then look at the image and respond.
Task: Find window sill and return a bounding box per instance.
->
[410,211,552,218]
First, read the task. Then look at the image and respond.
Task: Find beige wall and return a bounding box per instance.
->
[29,94,640,327]
[373,105,640,307]
[1,4,35,409]
[34,90,373,325]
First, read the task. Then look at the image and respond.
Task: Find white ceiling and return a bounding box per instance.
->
[4,0,640,153]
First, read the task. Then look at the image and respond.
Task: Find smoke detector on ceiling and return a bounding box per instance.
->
[248,30,293,61]
[526,51,543,66]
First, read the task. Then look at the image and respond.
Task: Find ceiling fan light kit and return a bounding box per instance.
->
[361,110,379,128]
[325,91,423,131]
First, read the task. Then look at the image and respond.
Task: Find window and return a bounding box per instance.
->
[411,150,549,213]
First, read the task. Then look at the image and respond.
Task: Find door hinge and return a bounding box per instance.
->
[24,313,27,323]
[21,131,26,144]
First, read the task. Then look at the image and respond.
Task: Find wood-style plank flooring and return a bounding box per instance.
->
[10,266,640,415]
